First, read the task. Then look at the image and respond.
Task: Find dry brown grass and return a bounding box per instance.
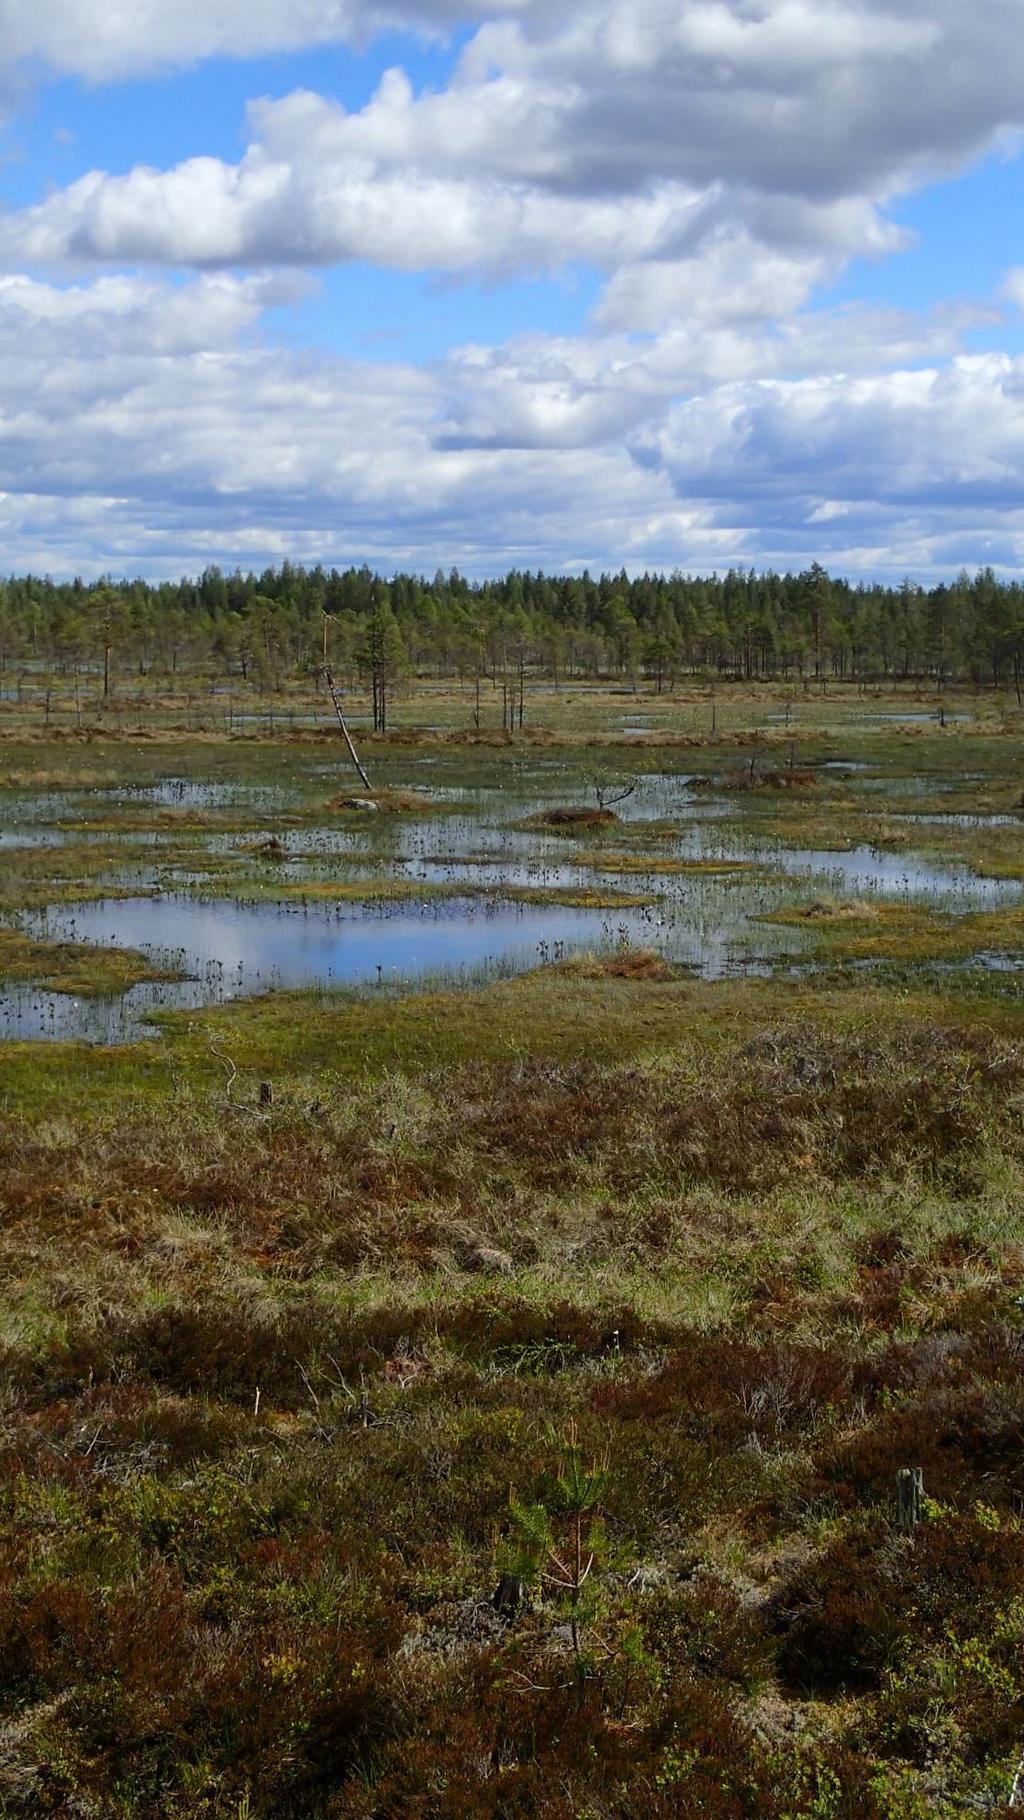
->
[328,787,436,814]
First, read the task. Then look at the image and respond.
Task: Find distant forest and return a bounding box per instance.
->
[2,561,1023,696]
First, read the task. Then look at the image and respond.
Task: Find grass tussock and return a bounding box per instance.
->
[561,946,683,981]
[519,806,621,831]
[696,768,819,792]
[329,788,436,815]
[784,897,882,923]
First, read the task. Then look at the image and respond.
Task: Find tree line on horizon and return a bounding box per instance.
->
[1,560,1023,700]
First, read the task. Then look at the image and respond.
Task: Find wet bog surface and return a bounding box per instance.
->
[1,753,1021,1041]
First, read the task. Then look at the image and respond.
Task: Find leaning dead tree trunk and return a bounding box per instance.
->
[323,667,372,791]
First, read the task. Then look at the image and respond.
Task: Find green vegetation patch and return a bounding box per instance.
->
[574,849,759,877]
[0,925,180,996]
[764,896,1024,963]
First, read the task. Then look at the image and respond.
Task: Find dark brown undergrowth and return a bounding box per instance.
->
[719,767,819,790]
[773,1512,1024,1698]
[520,806,621,830]
[2,1023,1018,1264]
[2,1014,1024,1815]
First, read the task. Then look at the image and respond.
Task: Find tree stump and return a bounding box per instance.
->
[492,1575,527,1621]
[896,1467,924,1530]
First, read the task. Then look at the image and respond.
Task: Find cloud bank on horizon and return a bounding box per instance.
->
[0,0,1022,581]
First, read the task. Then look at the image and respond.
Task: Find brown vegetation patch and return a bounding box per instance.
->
[773,1512,1024,1696]
[788,898,881,923]
[691,768,818,792]
[520,806,621,831]
[562,947,682,981]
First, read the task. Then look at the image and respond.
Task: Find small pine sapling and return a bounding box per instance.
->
[501,1422,629,1685]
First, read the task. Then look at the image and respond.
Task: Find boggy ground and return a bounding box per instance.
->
[1,966,1024,1817]
[2,686,1024,1817]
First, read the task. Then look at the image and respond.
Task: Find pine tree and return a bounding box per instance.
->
[358,597,406,733]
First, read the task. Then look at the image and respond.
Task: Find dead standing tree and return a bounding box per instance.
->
[588,775,638,813]
[323,666,372,791]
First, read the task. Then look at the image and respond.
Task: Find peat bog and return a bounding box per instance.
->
[2,678,1024,1817]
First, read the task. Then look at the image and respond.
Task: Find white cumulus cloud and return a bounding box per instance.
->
[3,1,1024,303]
[0,271,1018,581]
[0,3,1022,580]
[0,0,527,83]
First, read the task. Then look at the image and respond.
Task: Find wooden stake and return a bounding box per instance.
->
[896,1467,924,1531]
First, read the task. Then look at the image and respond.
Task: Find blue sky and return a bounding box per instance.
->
[2,38,469,195]
[0,1,1023,581]
[823,149,1024,344]
[1,37,604,360]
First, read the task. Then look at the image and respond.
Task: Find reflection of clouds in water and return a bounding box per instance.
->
[9,888,816,1045]
[760,843,1018,907]
[5,753,1022,1046]
[33,894,665,991]
[40,896,258,979]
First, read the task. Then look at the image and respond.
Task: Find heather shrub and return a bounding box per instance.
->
[775,1512,1024,1695]
[640,1575,773,1692]
[593,1335,853,1446]
[876,1592,1024,1768]
[1,969,1021,1816]
[816,1382,1024,1510]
